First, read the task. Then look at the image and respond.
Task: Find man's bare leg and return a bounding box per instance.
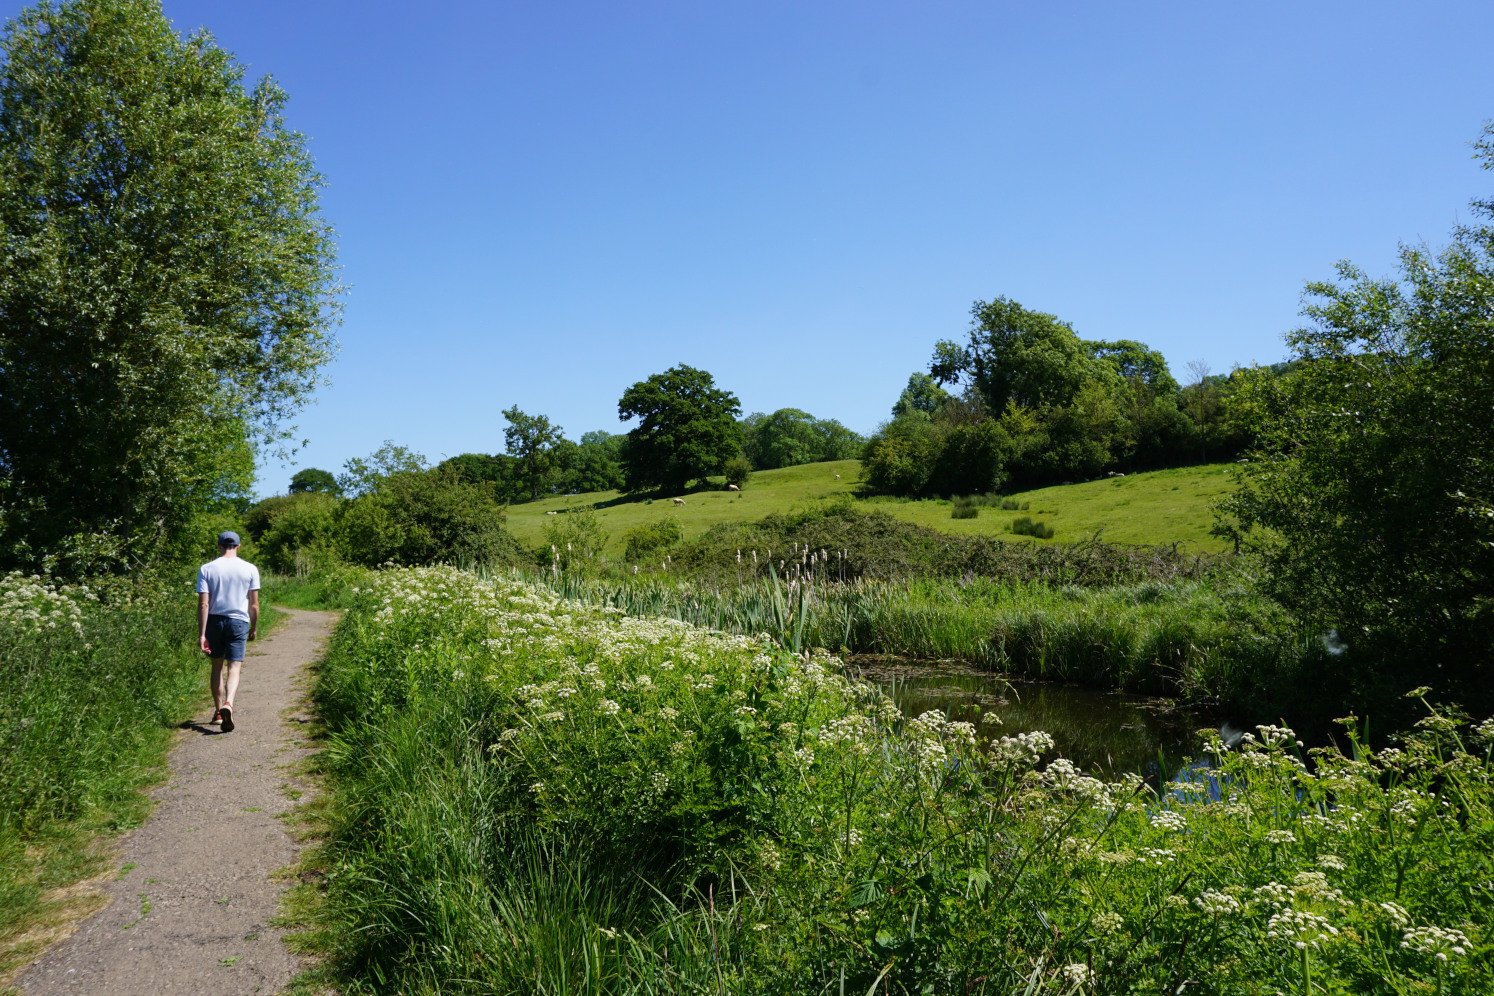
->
[210,658,226,717]
[223,661,242,711]
[219,661,243,732]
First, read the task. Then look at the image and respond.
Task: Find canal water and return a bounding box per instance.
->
[846,656,1218,779]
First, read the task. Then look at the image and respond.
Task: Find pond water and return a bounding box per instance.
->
[845,657,1220,780]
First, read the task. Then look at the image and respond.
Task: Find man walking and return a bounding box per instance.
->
[196,531,260,733]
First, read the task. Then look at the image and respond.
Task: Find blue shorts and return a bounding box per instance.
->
[205,615,249,661]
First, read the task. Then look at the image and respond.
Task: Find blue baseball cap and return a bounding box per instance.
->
[217,531,241,547]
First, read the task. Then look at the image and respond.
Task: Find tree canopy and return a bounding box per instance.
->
[1222,126,1494,693]
[288,468,341,495]
[338,442,427,498]
[0,0,340,570]
[617,365,742,494]
[931,297,1097,413]
[502,406,565,501]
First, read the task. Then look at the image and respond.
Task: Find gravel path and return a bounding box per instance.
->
[17,608,338,996]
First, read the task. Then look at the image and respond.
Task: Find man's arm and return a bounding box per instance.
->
[248,589,260,641]
[198,592,212,654]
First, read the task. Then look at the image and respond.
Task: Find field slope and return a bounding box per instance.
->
[505,461,1235,556]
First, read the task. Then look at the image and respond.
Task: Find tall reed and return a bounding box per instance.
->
[528,568,1324,708]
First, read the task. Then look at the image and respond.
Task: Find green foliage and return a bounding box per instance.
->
[1224,130,1494,697]
[860,413,944,495]
[932,420,1013,495]
[555,431,626,493]
[0,571,202,947]
[0,0,339,572]
[1010,515,1055,540]
[257,492,341,574]
[950,497,979,519]
[741,408,865,471]
[338,441,427,498]
[1225,128,1494,698]
[540,508,607,571]
[288,468,341,496]
[309,569,1494,994]
[621,518,684,562]
[721,455,753,489]
[618,365,743,494]
[891,371,950,417]
[932,296,1099,412]
[338,468,523,568]
[501,405,566,501]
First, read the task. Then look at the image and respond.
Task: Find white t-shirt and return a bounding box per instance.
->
[196,556,261,622]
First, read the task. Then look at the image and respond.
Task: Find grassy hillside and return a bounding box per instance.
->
[504,460,1236,556]
[868,463,1237,551]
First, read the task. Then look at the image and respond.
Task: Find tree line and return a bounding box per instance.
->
[862,301,1283,498]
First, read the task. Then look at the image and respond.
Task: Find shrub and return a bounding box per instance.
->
[722,455,753,489]
[339,468,525,567]
[1012,516,1055,539]
[951,497,979,519]
[622,518,684,562]
[541,508,608,570]
[257,492,341,574]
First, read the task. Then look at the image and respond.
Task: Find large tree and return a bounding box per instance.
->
[501,405,566,501]
[0,0,339,570]
[1223,126,1494,695]
[930,297,1097,413]
[617,365,742,494]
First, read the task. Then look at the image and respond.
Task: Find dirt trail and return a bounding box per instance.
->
[17,608,338,996]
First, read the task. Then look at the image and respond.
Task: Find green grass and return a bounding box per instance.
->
[504,461,1236,557]
[866,463,1237,551]
[0,572,209,983]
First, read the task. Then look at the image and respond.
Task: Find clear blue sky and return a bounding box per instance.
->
[9,1,1493,494]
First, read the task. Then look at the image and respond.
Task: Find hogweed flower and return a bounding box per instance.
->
[1267,909,1339,951]
[1149,810,1187,832]
[1061,963,1093,985]
[1401,925,1470,962]
[1193,890,1241,916]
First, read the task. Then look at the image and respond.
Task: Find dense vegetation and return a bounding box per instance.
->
[306,566,1493,994]
[0,571,212,974]
[862,304,1278,499]
[0,0,340,574]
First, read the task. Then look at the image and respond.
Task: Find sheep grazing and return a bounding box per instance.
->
[672,497,686,506]
[834,474,841,479]
[545,510,558,515]
[726,483,740,491]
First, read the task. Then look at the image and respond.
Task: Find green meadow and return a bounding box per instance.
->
[504,460,1235,556]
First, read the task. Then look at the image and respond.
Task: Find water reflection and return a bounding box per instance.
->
[845,657,1215,779]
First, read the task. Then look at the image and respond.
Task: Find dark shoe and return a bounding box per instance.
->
[220,705,235,733]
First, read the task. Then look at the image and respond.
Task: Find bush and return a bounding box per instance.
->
[722,455,753,489]
[541,508,608,570]
[622,518,684,562]
[256,492,341,574]
[339,469,525,568]
[0,571,201,944]
[1011,516,1055,539]
[950,497,979,519]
